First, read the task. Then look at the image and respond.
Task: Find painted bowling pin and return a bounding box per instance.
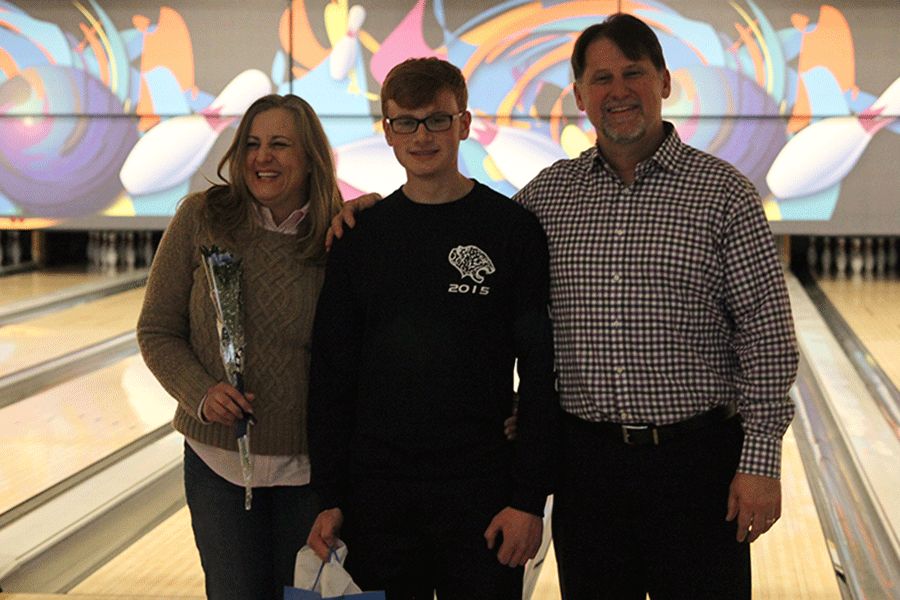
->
[334,135,406,194]
[120,69,272,196]
[766,75,900,199]
[330,5,366,81]
[469,118,569,190]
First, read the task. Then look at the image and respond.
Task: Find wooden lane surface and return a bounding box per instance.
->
[0,356,175,516]
[58,427,838,600]
[0,596,191,600]
[0,320,841,600]
[0,271,112,308]
[750,426,841,600]
[0,287,145,376]
[816,277,900,388]
[67,506,204,599]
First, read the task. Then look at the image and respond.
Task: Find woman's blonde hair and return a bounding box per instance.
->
[199,94,343,261]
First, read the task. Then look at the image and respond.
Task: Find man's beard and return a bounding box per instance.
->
[602,114,647,145]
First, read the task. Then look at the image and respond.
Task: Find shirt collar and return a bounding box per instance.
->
[251,202,310,234]
[647,121,683,173]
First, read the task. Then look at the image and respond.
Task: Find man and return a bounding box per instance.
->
[305,57,559,600]
[512,14,799,599]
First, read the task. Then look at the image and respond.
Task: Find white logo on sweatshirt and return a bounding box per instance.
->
[449,245,495,283]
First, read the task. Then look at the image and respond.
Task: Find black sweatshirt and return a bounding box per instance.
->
[308,182,559,517]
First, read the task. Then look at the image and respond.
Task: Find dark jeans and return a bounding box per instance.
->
[341,476,524,600]
[184,442,320,600]
[553,414,751,600]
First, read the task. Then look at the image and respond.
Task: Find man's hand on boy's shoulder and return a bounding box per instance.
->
[326,192,383,250]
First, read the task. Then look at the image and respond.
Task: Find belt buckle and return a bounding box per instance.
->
[621,425,659,445]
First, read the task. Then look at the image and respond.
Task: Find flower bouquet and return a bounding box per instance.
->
[200,245,255,509]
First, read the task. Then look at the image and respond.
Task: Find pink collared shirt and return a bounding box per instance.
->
[251,201,310,234]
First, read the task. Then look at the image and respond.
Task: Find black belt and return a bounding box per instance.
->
[578,401,739,446]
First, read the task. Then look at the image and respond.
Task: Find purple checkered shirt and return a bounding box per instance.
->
[514,123,798,478]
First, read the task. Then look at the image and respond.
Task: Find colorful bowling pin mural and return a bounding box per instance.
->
[0,0,897,228]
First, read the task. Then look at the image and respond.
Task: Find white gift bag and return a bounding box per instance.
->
[292,541,378,598]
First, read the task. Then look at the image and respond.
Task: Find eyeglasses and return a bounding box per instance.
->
[385,112,465,134]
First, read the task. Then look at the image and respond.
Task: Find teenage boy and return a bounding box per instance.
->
[305,57,559,600]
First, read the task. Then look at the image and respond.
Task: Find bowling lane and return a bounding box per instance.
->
[0,270,113,308]
[0,273,845,598]
[0,354,175,516]
[0,287,145,376]
[67,506,203,599]
[65,423,839,600]
[791,275,900,595]
[816,277,900,387]
[750,425,841,599]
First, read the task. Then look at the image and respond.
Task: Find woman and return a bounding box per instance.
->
[137,94,343,600]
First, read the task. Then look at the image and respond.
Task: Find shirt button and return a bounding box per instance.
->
[615,366,625,374]
[620,411,629,419]
[612,320,621,327]
[612,274,621,282]
[616,228,625,236]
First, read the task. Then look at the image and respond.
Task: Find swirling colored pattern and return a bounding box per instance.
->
[0,65,138,218]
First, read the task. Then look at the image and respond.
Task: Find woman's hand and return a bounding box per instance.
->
[325,192,382,250]
[201,382,255,426]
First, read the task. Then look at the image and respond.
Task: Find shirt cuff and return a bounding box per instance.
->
[738,430,784,479]
[197,393,212,424]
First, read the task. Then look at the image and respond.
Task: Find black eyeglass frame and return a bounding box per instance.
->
[384,111,466,134]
